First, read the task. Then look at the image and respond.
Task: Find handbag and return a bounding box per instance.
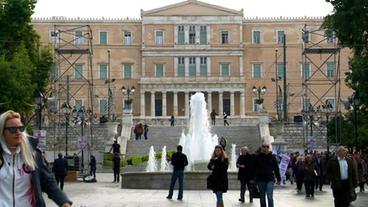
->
[349,188,357,202]
[207,174,214,190]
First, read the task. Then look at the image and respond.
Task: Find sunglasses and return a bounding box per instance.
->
[4,126,25,134]
[262,145,270,148]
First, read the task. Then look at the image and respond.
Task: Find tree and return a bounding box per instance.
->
[0,0,53,115]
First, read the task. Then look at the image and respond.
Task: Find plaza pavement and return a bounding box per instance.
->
[45,173,368,207]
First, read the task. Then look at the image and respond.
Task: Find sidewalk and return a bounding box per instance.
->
[45,173,368,207]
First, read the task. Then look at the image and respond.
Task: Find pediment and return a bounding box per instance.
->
[142,0,243,17]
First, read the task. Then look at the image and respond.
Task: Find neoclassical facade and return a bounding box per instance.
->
[32,0,351,120]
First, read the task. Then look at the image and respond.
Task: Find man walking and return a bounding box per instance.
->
[326,146,358,207]
[237,146,255,203]
[223,112,229,126]
[167,145,188,200]
[53,153,68,190]
[254,142,281,207]
[210,109,218,125]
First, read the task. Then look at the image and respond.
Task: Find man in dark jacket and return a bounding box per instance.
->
[237,146,255,203]
[53,153,69,190]
[254,143,281,207]
[167,145,188,200]
[326,146,358,207]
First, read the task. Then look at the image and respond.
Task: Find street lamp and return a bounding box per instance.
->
[252,86,267,112]
[302,104,320,150]
[34,91,45,130]
[121,86,135,110]
[348,92,360,148]
[72,105,92,174]
[321,101,333,152]
[61,102,72,156]
[107,49,111,120]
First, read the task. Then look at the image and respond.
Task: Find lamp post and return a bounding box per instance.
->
[274,48,280,120]
[121,86,135,110]
[34,91,44,130]
[252,86,267,112]
[322,101,333,152]
[61,102,72,156]
[348,92,360,148]
[302,104,320,151]
[107,49,111,120]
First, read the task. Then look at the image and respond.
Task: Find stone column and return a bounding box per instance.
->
[240,91,245,117]
[151,92,155,117]
[230,91,235,116]
[185,91,189,117]
[219,91,223,116]
[162,91,167,117]
[140,91,145,117]
[207,91,212,113]
[173,91,178,116]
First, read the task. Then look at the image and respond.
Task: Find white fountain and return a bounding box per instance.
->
[179,92,219,164]
[230,144,237,171]
[160,146,170,172]
[146,146,157,172]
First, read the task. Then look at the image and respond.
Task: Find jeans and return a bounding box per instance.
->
[168,170,184,199]
[113,168,120,182]
[215,191,223,205]
[257,181,274,207]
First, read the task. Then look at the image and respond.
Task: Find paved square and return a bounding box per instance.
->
[45,173,368,207]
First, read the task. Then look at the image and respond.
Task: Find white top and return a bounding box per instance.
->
[337,156,348,180]
[0,140,32,207]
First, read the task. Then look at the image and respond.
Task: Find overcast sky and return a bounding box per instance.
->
[33,0,334,18]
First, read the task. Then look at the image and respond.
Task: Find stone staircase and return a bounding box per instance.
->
[125,125,261,159]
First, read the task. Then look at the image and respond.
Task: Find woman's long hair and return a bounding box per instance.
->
[0,110,36,170]
[211,145,228,161]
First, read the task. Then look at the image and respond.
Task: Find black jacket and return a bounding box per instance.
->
[254,152,281,182]
[237,153,255,181]
[208,157,229,192]
[171,151,188,171]
[53,157,68,177]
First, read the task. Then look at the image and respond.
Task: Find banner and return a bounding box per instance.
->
[33,130,47,151]
[278,153,290,181]
[77,136,87,150]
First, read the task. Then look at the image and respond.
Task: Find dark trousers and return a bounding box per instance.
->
[168,170,184,199]
[211,118,215,125]
[113,168,120,182]
[332,180,350,207]
[315,175,324,190]
[240,180,253,202]
[55,175,65,190]
[304,180,315,196]
[90,168,96,178]
[224,120,229,126]
[144,132,148,140]
[296,179,304,192]
[359,182,365,191]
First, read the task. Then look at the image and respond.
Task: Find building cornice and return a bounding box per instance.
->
[243,16,324,23]
[32,16,141,23]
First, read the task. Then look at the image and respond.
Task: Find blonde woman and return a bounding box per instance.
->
[0,110,72,207]
[207,145,229,207]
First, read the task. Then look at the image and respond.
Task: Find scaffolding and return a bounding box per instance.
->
[50,24,95,164]
[301,24,341,151]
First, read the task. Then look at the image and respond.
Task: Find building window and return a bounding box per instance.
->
[75,100,83,111]
[124,31,132,45]
[99,63,108,80]
[221,31,229,44]
[277,63,285,79]
[302,30,310,43]
[326,98,336,110]
[75,31,83,45]
[303,98,311,111]
[189,57,196,76]
[221,63,230,76]
[75,64,83,80]
[178,25,185,45]
[252,31,261,44]
[326,32,335,43]
[155,31,164,45]
[301,63,311,80]
[277,30,285,44]
[50,64,58,81]
[200,26,207,44]
[100,31,108,44]
[177,57,185,77]
[327,62,336,78]
[100,99,108,113]
[50,30,59,44]
[123,63,132,79]
[252,64,262,79]
[200,57,207,76]
[155,63,164,77]
[189,25,196,44]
